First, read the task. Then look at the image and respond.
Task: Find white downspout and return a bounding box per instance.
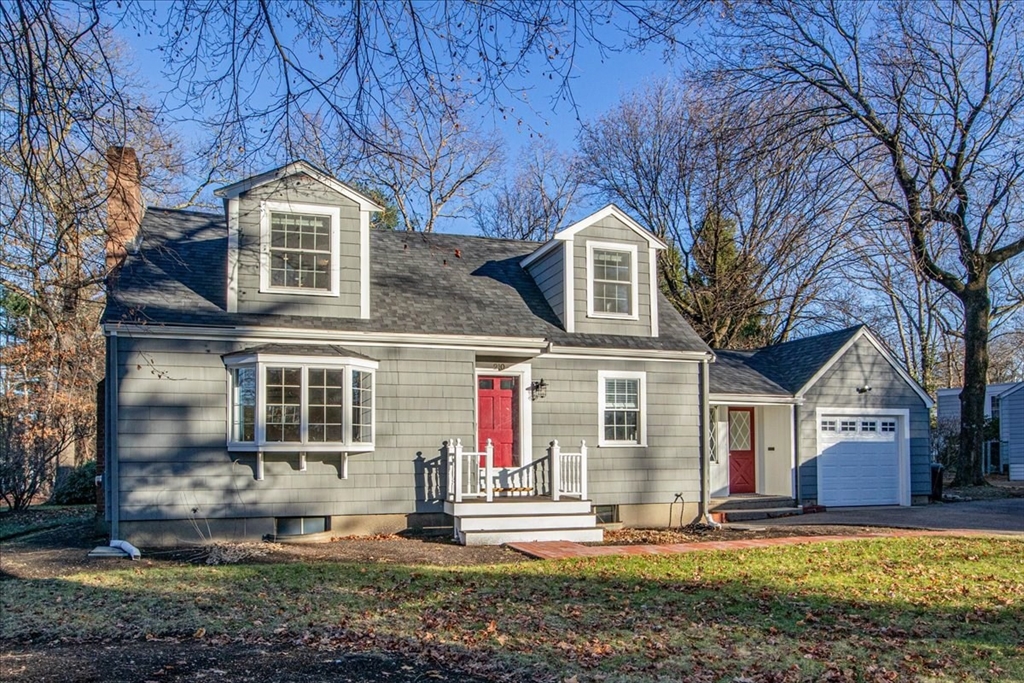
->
[700,358,722,528]
[108,333,120,540]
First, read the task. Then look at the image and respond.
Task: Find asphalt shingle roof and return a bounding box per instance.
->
[708,326,864,397]
[104,207,710,354]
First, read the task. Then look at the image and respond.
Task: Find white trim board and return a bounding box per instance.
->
[813,406,911,507]
[214,160,385,212]
[586,240,640,321]
[258,200,343,297]
[597,369,648,448]
[520,204,667,269]
[226,198,240,313]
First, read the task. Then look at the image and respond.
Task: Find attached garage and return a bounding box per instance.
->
[816,411,909,507]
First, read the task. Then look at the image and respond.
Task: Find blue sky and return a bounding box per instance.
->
[117,11,683,234]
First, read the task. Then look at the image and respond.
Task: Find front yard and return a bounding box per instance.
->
[2,529,1022,682]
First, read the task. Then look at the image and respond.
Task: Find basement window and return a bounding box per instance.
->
[276,516,329,536]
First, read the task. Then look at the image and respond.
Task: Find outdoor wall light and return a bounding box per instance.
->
[529,379,548,401]
[856,384,873,394]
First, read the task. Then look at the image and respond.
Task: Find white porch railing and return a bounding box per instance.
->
[444,438,588,503]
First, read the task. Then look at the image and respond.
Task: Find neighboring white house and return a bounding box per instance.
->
[995,383,1024,481]
[937,381,1024,477]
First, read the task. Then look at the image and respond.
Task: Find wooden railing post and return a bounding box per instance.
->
[453,438,464,503]
[579,440,588,500]
[550,440,561,501]
[485,438,494,502]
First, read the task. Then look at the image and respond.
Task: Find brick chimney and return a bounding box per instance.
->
[105,146,142,273]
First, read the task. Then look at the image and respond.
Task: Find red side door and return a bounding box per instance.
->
[728,407,756,494]
[477,376,518,467]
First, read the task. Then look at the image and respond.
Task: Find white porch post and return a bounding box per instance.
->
[485,438,494,502]
[579,440,588,500]
[453,438,464,503]
[550,440,561,501]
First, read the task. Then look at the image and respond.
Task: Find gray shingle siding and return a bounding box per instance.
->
[571,217,652,337]
[112,335,703,533]
[797,336,931,502]
[525,245,565,326]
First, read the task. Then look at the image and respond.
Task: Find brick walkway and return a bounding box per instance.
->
[506,530,979,560]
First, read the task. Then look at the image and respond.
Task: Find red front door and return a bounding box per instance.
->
[478,376,518,467]
[728,407,756,494]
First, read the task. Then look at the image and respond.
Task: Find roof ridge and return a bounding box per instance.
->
[145,206,223,219]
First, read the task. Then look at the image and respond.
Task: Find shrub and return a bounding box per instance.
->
[52,460,97,505]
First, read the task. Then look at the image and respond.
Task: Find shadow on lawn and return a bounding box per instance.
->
[2,537,1022,682]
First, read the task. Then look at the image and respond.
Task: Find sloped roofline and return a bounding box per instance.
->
[996,381,1024,400]
[796,326,935,408]
[213,160,384,212]
[521,204,668,267]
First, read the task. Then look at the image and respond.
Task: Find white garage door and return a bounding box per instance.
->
[818,416,900,506]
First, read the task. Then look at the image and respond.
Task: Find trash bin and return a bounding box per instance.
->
[930,462,945,501]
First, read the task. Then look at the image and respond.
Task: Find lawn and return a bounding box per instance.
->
[2,536,1022,682]
[0,505,95,540]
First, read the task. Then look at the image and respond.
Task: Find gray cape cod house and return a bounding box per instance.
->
[99,152,934,545]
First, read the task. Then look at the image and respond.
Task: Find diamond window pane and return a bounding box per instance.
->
[729,410,751,450]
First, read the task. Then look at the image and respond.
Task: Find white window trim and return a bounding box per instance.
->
[597,370,647,447]
[225,353,377,453]
[814,407,911,507]
[473,363,533,466]
[586,240,639,321]
[258,200,342,297]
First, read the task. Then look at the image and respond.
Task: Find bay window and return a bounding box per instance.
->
[225,350,376,452]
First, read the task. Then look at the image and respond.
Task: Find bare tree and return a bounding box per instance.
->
[578,80,856,348]
[0,1,183,506]
[712,0,1024,484]
[474,139,581,241]
[147,1,704,175]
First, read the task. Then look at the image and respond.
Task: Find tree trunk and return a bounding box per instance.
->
[956,281,991,486]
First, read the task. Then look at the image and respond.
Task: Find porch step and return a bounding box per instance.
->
[457,512,598,532]
[709,496,796,512]
[712,507,803,523]
[462,527,604,546]
[445,498,592,517]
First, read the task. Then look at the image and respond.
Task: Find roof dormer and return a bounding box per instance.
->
[522,205,666,337]
[215,161,383,319]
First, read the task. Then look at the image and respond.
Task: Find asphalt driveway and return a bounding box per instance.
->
[761,498,1024,534]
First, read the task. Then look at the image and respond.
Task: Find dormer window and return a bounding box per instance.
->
[587,241,638,319]
[259,201,342,296]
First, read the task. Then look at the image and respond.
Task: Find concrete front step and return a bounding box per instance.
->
[461,526,604,546]
[712,507,803,523]
[709,496,796,512]
[456,512,598,532]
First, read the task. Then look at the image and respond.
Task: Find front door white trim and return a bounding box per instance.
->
[474,362,533,466]
[814,407,911,507]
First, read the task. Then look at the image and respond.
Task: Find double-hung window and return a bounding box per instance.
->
[226,351,376,452]
[587,241,638,319]
[259,201,342,296]
[598,371,646,446]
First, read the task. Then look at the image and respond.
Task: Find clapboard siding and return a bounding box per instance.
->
[1002,387,1024,481]
[235,174,363,318]
[571,217,652,336]
[525,245,565,326]
[797,336,931,502]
